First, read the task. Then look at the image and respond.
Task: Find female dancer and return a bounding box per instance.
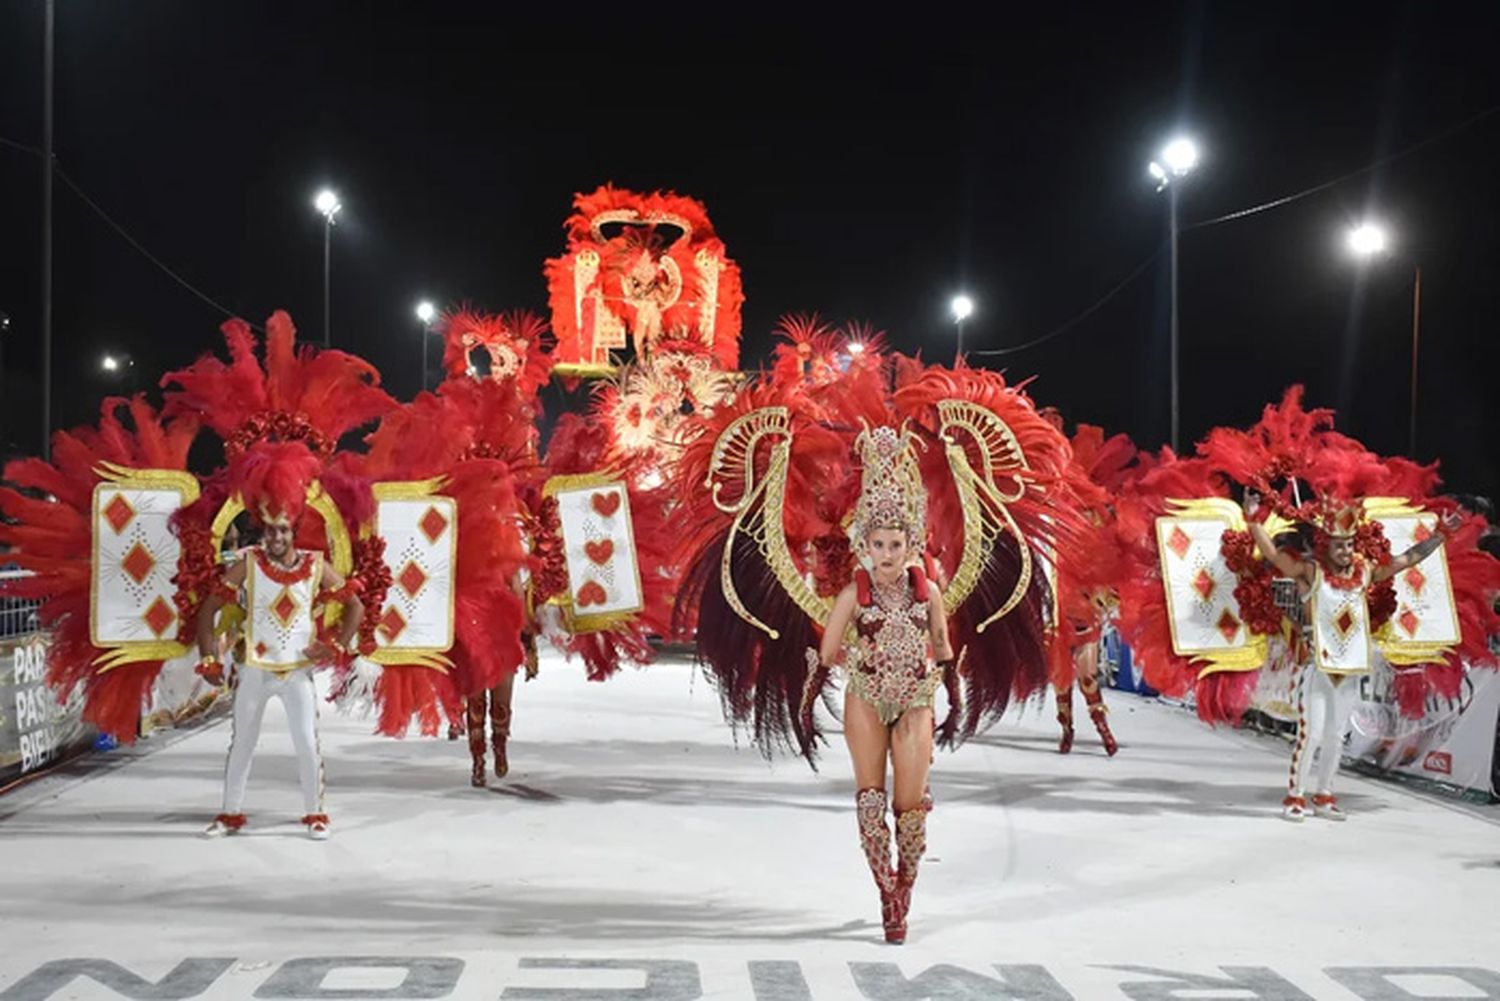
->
[816,428,953,943]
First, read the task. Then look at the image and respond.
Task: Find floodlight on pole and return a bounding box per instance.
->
[416,300,439,392]
[950,294,974,361]
[313,189,341,348]
[1347,222,1389,258]
[1150,134,1201,452]
[101,354,119,372]
[314,189,342,219]
[1342,219,1420,455]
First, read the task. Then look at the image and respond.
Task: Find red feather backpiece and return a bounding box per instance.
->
[673,352,1093,764]
[0,398,200,740]
[1117,387,1500,724]
[357,375,538,734]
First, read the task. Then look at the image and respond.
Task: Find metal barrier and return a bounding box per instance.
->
[0,569,42,639]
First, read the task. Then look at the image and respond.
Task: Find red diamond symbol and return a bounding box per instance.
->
[1404,565,1427,596]
[1398,608,1421,637]
[1167,525,1192,560]
[1216,608,1241,643]
[254,641,268,659]
[1192,568,1216,602]
[397,560,428,599]
[271,587,300,627]
[1414,522,1433,543]
[142,596,175,637]
[1334,607,1356,638]
[121,542,156,585]
[419,506,450,544]
[103,493,136,534]
[378,605,407,643]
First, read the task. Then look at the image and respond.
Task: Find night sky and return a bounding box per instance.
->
[2,3,1498,497]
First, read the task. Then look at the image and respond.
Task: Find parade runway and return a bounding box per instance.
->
[1,653,1498,1000]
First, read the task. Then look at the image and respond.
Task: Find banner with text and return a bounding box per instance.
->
[0,632,95,786]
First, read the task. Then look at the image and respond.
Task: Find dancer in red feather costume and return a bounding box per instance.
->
[161,310,392,838]
[194,441,366,841]
[1044,415,1140,756]
[360,309,545,783]
[673,330,1090,944]
[1114,387,1500,822]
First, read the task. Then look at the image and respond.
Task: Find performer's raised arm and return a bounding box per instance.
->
[1244,490,1310,582]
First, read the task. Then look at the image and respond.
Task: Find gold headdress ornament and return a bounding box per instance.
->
[257,504,296,528]
[850,423,927,547]
[1306,496,1365,540]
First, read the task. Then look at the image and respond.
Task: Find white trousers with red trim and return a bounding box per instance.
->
[1288,665,1362,798]
[222,666,324,816]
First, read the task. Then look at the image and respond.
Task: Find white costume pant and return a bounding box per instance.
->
[1288,665,1362,797]
[222,666,324,815]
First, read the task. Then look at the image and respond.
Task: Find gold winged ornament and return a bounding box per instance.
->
[705,404,1037,640]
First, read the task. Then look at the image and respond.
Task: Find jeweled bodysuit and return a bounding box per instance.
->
[846,567,943,724]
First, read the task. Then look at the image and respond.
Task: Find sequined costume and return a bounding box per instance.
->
[846,567,945,725]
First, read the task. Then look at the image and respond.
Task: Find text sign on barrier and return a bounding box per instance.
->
[0,631,94,784]
[1347,663,1500,798]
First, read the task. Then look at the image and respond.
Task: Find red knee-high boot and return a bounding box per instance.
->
[1056,684,1075,754]
[466,694,488,787]
[856,788,901,943]
[490,681,513,779]
[890,806,927,945]
[1079,673,1118,756]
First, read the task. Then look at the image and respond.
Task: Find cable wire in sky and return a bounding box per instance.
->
[6,99,1500,358]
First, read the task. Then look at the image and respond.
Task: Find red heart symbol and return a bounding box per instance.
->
[591,491,621,518]
[577,580,608,608]
[585,539,614,565]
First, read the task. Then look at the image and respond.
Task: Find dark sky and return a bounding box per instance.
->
[2,2,1498,497]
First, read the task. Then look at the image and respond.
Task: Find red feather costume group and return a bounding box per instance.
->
[2,186,1497,935]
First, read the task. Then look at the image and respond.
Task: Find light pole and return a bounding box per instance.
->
[1150,136,1200,453]
[415,300,437,392]
[950,294,974,362]
[1346,222,1422,455]
[314,190,342,348]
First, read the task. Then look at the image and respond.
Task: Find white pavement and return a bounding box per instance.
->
[1,653,1498,1001]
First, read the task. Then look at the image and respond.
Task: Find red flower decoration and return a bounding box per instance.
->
[226,410,334,458]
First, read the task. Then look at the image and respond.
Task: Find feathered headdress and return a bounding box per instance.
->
[439,308,554,400]
[161,309,396,456]
[850,424,926,546]
[228,441,323,527]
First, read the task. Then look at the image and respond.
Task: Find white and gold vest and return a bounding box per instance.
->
[1309,561,1372,675]
[243,548,323,672]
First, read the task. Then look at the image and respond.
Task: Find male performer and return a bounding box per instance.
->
[1244,490,1458,821]
[197,498,363,840]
